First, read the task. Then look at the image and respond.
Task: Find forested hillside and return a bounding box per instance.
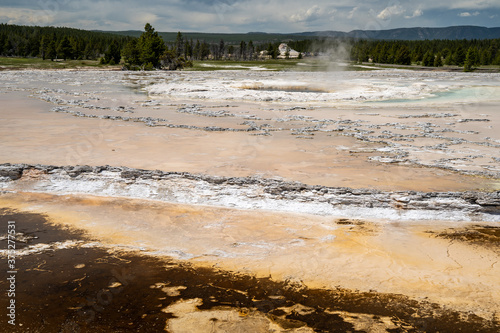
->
[104,26,500,43]
[0,24,132,60]
[350,39,500,68]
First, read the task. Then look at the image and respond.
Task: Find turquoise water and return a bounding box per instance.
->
[367,86,500,105]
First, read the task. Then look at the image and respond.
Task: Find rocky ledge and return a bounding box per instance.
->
[1,163,499,221]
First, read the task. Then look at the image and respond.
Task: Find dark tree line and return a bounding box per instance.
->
[0,23,268,68]
[0,24,132,61]
[165,33,258,61]
[350,39,500,69]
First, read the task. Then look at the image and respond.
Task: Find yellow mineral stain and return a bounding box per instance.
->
[1,191,499,319]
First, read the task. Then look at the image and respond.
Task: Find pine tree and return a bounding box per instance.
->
[453,47,466,66]
[123,39,140,68]
[83,41,94,60]
[57,36,73,60]
[239,41,247,60]
[411,44,424,63]
[103,41,121,64]
[248,40,254,60]
[137,23,166,68]
[40,35,50,60]
[47,38,57,61]
[174,31,183,57]
[378,44,389,63]
[464,47,478,72]
[266,43,278,59]
[494,53,500,66]
[387,44,397,64]
[394,45,411,65]
[444,52,453,66]
[194,40,201,60]
[422,51,434,66]
[184,40,192,60]
[434,52,443,67]
[200,42,210,60]
[480,49,491,65]
[4,38,13,56]
[218,39,225,60]
[0,34,5,55]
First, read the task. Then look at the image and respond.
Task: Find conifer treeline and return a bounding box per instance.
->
[0,24,132,60]
[350,39,500,67]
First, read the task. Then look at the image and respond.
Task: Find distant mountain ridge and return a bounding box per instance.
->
[101,25,500,42]
[301,26,500,40]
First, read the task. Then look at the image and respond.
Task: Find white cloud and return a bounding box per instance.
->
[2,0,500,33]
[347,6,358,20]
[0,7,56,25]
[133,13,159,26]
[290,5,319,22]
[377,5,405,20]
[405,9,423,19]
[447,1,497,10]
[459,11,480,17]
[289,5,336,23]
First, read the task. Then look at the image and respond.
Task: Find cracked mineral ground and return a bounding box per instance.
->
[1,69,500,332]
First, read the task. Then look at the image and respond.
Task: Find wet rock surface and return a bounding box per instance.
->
[429,224,500,249]
[0,166,23,180]
[1,163,499,221]
[1,208,499,332]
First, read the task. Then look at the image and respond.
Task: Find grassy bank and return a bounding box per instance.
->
[189,59,376,71]
[3,56,497,72]
[0,57,121,70]
[0,57,347,72]
[358,62,500,72]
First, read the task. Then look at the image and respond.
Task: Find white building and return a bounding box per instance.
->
[278,43,300,59]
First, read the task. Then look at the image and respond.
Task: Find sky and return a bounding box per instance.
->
[1,0,499,33]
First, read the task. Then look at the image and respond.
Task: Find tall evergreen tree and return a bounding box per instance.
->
[137,23,165,67]
[194,40,201,60]
[39,35,50,60]
[394,45,411,65]
[218,39,225,60]
[57,36,73,60]
[174,31,183,57]
[248,40,254,60]
[47,38,57,61]
[227,45,234,59]
[464,47,479,71]
[453,47,466,66]
[434,52,443,67]
[103,41,121,64]
[123,39,140,66]
[200,41,210,59]
[422,51,434,66]
[480,49,491,65]
[444,52,453,66]
[0,34,5,55]
[387,44,397,64]
[239,41,247,60]
[184,40,192,60]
